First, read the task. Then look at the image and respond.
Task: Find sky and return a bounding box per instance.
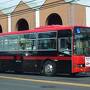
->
[0,0,90,25]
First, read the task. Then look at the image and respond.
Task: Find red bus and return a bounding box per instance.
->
[0,25,90,76]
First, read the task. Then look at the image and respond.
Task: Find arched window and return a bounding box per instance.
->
[16,19,29,31]
[0,25,2,33]
[46,13,63,25]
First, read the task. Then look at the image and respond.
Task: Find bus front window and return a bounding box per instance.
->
[74,27,90,55]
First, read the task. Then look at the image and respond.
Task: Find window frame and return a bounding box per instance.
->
[37,31,57,51]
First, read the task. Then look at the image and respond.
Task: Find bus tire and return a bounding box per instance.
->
[43,60,56,76]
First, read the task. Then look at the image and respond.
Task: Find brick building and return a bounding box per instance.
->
[0,0,86,32]
[0,11,8,33]
[11,1,35,32]
[40,0,86,26]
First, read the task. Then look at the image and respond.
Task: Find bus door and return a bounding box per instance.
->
[58,37,72,73]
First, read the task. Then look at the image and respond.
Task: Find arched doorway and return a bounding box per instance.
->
[46,13,63,25]
[16,19,29,31]
[0,25,2,33]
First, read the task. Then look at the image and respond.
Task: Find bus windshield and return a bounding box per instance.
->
[74,27,90,55]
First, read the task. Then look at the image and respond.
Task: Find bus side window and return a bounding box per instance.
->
[0,37,3,50]
[60,39,64,49]
[66,38,71,50]
[24,33,36,51]
[60,38,67,49]
[59,37,71,55]
[25,40,36,51]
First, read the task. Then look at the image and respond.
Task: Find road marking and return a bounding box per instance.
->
[0,75,90,87]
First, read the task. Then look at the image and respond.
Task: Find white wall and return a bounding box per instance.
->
[8,14,11,32]
[86,7,90,26]
[35,10,40,28]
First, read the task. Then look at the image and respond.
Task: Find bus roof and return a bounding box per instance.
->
[0,25,88,36]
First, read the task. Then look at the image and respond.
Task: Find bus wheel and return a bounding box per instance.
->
[43,60,56,76]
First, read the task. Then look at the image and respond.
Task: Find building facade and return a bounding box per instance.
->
[40,0,86,26]
[11,1,35,32]
[0,11,8,33]
[0,0,86,33]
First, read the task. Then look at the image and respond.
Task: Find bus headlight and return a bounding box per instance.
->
[77,64,84,68]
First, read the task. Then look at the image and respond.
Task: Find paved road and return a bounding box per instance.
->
[0,73,90,90]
